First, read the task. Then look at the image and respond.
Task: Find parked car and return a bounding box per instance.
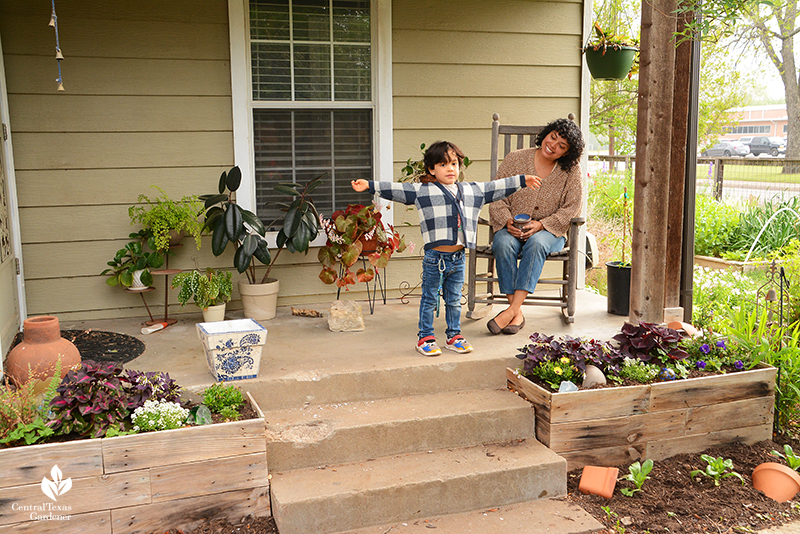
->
[701,141,750,157]
[748,136,786,156]
[739,136,754,145]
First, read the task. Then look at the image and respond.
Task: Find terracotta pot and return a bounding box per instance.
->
[752,462,800,502]
[5,316,80,384]
[579,465,619,499]
[359,235,378,254]
[238,278,279,321]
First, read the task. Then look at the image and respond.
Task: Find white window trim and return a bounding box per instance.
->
[227,0,393,246]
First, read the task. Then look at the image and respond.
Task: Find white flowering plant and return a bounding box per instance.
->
[132,399,189,433]
[692,266,760,331]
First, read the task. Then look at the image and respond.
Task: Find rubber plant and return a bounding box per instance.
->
[200,166,323,284]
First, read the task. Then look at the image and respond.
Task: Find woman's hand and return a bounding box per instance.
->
[506,219,544,240]
[351,179,369,192]
[523,175,542,189]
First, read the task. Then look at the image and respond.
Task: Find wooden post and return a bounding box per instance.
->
[630,0,678,324]
[664,12,693,311]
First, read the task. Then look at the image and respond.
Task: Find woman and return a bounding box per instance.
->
[486,118,585,335]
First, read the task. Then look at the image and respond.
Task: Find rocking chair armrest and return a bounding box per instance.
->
[570,216,586,226]
[478,216,491,226]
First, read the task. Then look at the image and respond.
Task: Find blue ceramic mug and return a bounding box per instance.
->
[513,214,531,229]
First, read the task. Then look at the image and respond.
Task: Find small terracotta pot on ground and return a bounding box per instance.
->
[579,465,619,499]
[752,462,800,502]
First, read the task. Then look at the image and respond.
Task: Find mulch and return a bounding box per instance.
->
[9,329,145,365]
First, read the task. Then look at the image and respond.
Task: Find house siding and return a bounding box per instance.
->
[1,0,586,321]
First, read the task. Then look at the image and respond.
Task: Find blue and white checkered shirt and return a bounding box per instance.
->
[369,175,527,250]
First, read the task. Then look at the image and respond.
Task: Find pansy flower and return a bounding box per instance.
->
[696,360,706,370]
[734,360,744,370]
[700,344,711,354]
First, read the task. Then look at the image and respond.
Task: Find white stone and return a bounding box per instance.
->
[582,364,607,388]
[328,300,365,332]
[558,380,579,393]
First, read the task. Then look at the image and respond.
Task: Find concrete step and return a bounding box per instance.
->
[247,356,517,411]
[264,388,535,471]
[336,498,604,534]
[270,439,566,534]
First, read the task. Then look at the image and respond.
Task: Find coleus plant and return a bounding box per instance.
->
[517,333,622,376]
[612,322,689,366]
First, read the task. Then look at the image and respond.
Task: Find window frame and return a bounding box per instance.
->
[227,0,393,245]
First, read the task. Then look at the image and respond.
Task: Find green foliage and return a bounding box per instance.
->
[771,444,800,470]
[219,406,241,422]
[398,143,472,183]
[724,197,800,261]
[202,383,245,414]
[692,266,760,331]
[131,399,189,432]
[101,234,164,288]
[128,186,204,253]
[588,171,632,262]
[616,358,660,384]
[0,363,62,447]
[172,268,233,309]
[690,454,745,486]
[621,459,653,496]
[0,417,54,446]
[528,357,581,391]
[693,195,741,258]
[200,167,322,284]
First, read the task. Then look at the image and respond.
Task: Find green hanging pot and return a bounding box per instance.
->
[584,45,638,80]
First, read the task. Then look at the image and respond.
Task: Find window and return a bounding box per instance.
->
[729,125,771,135]
[249,0,375,228]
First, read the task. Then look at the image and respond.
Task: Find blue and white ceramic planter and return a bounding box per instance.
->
[197,318,268,381]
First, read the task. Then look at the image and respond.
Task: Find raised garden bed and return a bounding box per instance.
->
[507,365,777,470]
[0,393,268,534]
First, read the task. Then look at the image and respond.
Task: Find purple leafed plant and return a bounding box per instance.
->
[517,333,622,376]
[612,322,689,365]
[124,370,182,409]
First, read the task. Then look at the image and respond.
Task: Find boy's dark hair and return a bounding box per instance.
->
[535,118,585,172]
[422,141,466,183]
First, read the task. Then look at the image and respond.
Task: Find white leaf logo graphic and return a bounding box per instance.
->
[41,465,72,501]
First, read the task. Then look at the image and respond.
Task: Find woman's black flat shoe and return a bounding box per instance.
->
[502,317,525,335]
[487,313,504,335]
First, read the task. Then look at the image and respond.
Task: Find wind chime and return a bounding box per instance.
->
[48,0,65,91]
[755,260,791,329]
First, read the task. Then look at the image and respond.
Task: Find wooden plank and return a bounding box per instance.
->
[111,487,271,534]
[650,366,776,411]
[20,205,135,244]
[9,95,232,134]
[0,440,103,489]
[0,472,150,525]
[547,409,688,453]
[4,56,232,96]
[5,511,111,534]
[685,396,774,435]
[15,167,229,207]
[103,419,266,473]
[150,453,268,502]
[560,444,645,471]
[11,131,233,171]
[507,368,552,424]
[393,64,580,98]
[646,425,773,461]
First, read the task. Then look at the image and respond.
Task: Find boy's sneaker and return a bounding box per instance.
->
[416,336,442,356]
[445,335,473,353]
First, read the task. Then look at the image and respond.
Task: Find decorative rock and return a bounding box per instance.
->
[558,380,579,393]
[328,300,365,332]
[658,367,677,381]
[582,364,607,388]
[667,320,698,337]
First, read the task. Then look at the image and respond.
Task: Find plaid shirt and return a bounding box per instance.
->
[369,175,527,250]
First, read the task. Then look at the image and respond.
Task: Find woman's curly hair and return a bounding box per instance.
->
[535,118,585,172]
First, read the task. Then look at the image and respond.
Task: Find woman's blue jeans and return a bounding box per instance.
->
[491,228,565,295]
[418,249,465,340]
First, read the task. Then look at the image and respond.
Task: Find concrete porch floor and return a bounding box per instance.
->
[58,289,628,391]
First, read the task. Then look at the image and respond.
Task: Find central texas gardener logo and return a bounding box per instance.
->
[41,465,72,501]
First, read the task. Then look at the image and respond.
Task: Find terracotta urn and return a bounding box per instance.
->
[579,465,619,499]
[5,316,81,384]
[752,462,800,502]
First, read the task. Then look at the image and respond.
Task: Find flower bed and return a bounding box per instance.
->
[507,365,776,470]
[0,393,268,533]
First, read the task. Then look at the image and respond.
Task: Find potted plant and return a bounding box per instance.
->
[605,185,632,315]
[200,166,322,320]
[583,22,639,81]
[399,143,472,183]
[171,268,233,322]
[128,186,205,253]
[317,204,409,290]
[101,233,165,290]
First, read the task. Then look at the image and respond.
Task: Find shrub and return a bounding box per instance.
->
[587,170,634,223]
[692,266,761,331]
[0,366,61,447]
[725,196,800,260]
[202,383,244,413]
[694,194,741,258]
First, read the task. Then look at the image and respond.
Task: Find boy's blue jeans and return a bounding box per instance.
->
[418,248,465,341]
[492,228,565,295]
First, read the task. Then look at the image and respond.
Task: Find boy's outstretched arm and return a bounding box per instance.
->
[524,175,542,189]
[351,179,369,192]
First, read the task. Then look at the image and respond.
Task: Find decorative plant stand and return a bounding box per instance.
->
[0,395,269,534]
[507,365,776,470]
[336,255,386,314]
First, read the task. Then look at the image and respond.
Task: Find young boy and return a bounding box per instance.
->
[351,141,541,356]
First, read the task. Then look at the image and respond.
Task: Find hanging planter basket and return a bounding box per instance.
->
[584,45,638,80]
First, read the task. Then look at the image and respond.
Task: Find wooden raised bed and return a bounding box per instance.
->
[507,366,776,470]
[0,393,268,534]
